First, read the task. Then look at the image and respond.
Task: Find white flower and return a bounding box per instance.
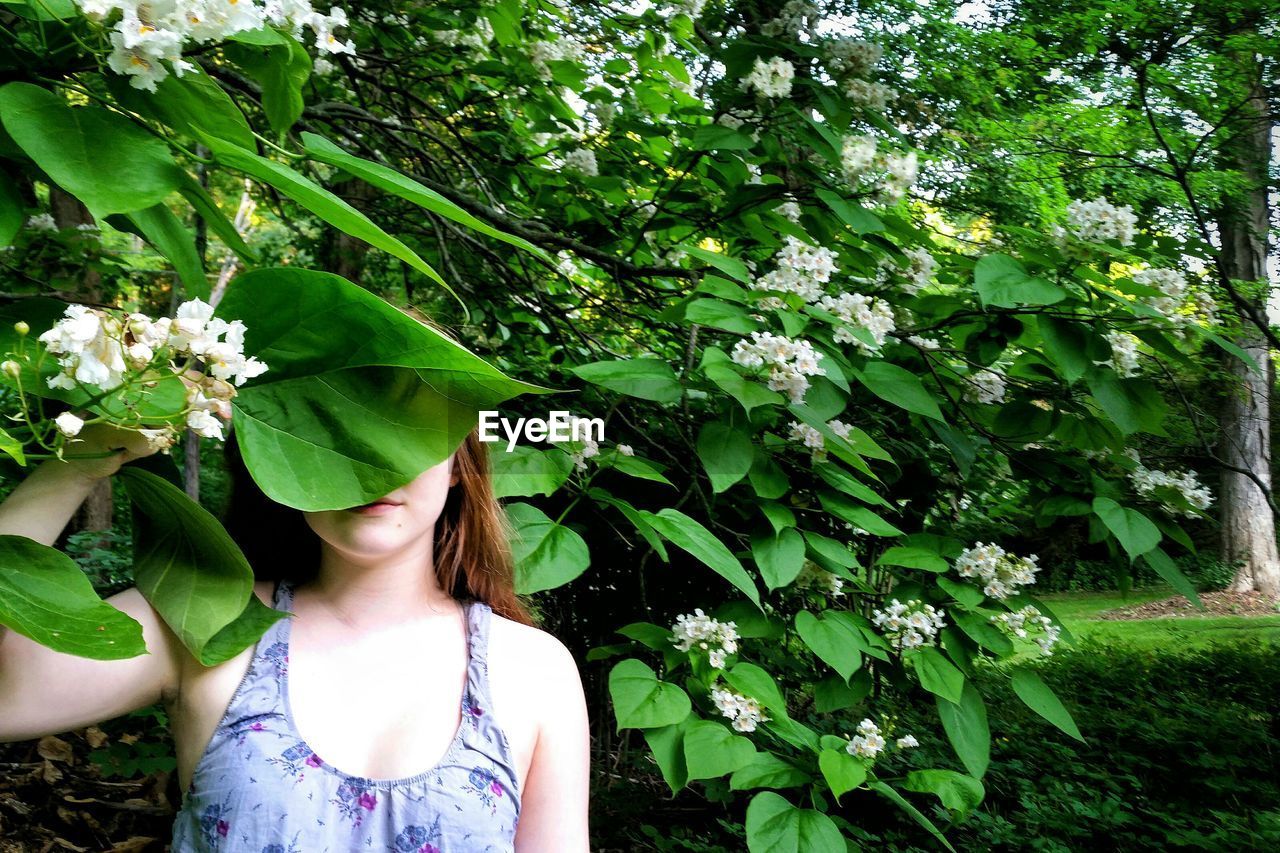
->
[563,148,599,177]
[793,559,845,596]
[54,411,84,437]
[39,304,129,391]
[730,331,826,404]
[1126,450,1214,516]
[840,134,877,183]
[954,542,1040,600]
[740,56,795,99]
[963,367,1007,405]
[25,213,58,232]
[710,685,769,732]
[1097,330,1141,377]
[1063,196,1137,246]
[846,719,886,759]
[616,444,634,456]
[897,734,920,749]
[824,38,883,78]
[990,605,1061,656]
[186,408,225,440]
[672,608,740,668]
[761,0,820,40]
[871,599,946,650]
[749,236,839,304]
[818,291,896,355]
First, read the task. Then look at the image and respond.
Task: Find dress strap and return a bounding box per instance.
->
[465,598,492,672]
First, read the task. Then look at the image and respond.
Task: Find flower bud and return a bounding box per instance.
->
[13,321,28,336]
[1,360,20,379]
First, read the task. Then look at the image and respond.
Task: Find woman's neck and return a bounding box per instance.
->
[301,542,457,630]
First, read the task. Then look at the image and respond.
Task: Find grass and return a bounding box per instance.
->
[1035,585,1280,650]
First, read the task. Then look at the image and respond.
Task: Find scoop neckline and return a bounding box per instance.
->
[275,578,475,789]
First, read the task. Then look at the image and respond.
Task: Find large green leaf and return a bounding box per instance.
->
[643,716,691,795]
[936,681,990,779]
[902,769,985,817]
[851,360,944,421]
[224,36,311,135]
[794,609,865,683]
[643,508,762,609]
[730,753,811,791]
[119,468,285,665]
[0,83,180,217]
[199,138,457,301]
[1140,546,1203,609]
[177,173,257,263]
[908,647,964,704]
[0,169,22,246]
[751,528,806,590]
[506,502,590,594]
[120,205,209,300]
[571,358,683,403]
[869,781,956,853]
[488,445,573,498]
[697,421,753,493]
[818,748,867,802]
[0,535,145,660]
[683,719,758,781]
[1092,496,1161,560]
[215,267,543,510]
[974,254,1066,308]
[608,658,691,730]
[301,133,550,260]
[744,791,845,853]
[1010,669,1085,742]
[108,66,255,150]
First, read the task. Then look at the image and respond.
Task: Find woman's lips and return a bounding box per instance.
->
[348,500,401,514]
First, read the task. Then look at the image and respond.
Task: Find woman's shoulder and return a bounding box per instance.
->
[486,608,582,689]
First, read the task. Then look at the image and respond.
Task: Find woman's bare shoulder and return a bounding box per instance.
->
[488,610,582,687]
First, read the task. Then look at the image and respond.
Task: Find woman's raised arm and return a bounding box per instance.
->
[0,424,185,742]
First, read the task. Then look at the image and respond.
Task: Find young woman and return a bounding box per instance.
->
[0,421,591,851]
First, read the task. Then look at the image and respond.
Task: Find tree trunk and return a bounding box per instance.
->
[1215,56,1279,597]
[49,187,114,535]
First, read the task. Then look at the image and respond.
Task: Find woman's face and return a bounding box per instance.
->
[302,454,457,561]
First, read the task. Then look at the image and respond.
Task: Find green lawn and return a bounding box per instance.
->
[1034,586,1280,650]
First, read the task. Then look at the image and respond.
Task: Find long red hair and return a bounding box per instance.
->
[433,429,536,625]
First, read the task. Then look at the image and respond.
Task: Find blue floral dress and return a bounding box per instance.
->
[170,579,521,851]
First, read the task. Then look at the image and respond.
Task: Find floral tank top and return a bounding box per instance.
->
[170,578,521,852]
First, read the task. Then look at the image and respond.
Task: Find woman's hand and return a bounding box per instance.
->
[55,420,165,483]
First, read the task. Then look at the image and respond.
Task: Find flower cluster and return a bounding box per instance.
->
[563,148,599,177]
[824,39,882,78]
[846,718,886,759]
[76,0,356,92]
[840,135,918,203]
[30,298,267,445]
[760,0,821,40]
[953,541,1040,600]
[1062,196,1137,246]
[871,598,946,650]
[990,605,1062,656]
[1124,449,1213,516]
[793,559,845,597]
[740,56,795,99]
[433,17,493,52]
[748,236,839,305]
[1132,267,1219,329]
[786,418,853,462]
[730,331,826,404]
[817,291,896,355]
[898,247,938,296]
[906,334,942,350]
[962,367,1007,404]
[671,608,740,670]
[528,36,585,81]
[710,684,770,733]
[1097,330,1141,377]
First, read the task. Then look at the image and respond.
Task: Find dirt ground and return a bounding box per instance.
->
[1097,590,1280,621]
[0,727,174,853]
